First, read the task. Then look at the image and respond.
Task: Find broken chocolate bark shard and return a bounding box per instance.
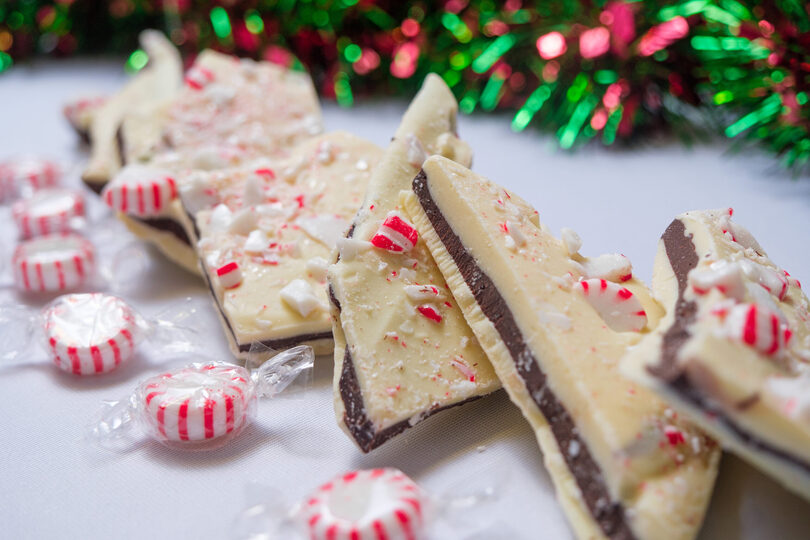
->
[327,74,499,453]
[403,156,719,540]
[626,211,810,497]
[182,132,381,359]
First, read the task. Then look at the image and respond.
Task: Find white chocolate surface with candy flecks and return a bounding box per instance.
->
[111,49,324,274]
[401,156,720,540]
[623,208,810,501]
[185,132,381,358]
[327,74,499,452]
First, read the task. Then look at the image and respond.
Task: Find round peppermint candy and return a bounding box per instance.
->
[299,468,426,540]
[0,157,61,201]
[102,165,178,217]
[12,233,95,292]
[12,188,85,239]
[43,293,140,375]
[138,363,256,446]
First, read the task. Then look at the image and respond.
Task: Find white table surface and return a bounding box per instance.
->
[1,59,810,539]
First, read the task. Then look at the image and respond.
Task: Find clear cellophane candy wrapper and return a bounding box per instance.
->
[3,215,156,297]
[232,466,504,540]
[0,292,198,376]
[87,346,314,451]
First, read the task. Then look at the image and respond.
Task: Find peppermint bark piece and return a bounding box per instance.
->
[82,30,182,192]
[182,132,381,359]
[327,75,499,453]
[623,209,810,500]
[110,50,323,274]
[402,156,719,540]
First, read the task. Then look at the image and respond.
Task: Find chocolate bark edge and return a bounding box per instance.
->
[197,242,332,354]
[338,345,487,453]
[651,218,810,473]
[413,169,635,540]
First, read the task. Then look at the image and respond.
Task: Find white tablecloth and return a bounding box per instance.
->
[1,59,809,539]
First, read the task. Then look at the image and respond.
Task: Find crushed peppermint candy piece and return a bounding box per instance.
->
[406,134,428,167]
[371,212,418,253]
[280,279,323,318]
[306,257,329,281]
[404,284,442,302]
[450,356,476,382]
[216,262,242,290]
[244,230,267,253]
[297,214,349,249]
[416,304,443,323]
[722,302,790,356]
[690,260,746,300]
[184,64,215,90]
[561,228,582,255]
[581,253,633,282]
[577,278,647,332]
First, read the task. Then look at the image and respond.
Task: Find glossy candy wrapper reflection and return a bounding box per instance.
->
[87,346,314,451]
[1,293,198,376]
[233,467,504,539]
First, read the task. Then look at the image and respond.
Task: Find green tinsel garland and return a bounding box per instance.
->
[0,1,808,173]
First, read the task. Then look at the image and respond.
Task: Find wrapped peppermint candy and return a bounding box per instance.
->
[234,467,502,540]
[11,233,96,293]
[12,188,87,239]
[88,346,314,451]
[1,293,198,376]
[0,156,62,202]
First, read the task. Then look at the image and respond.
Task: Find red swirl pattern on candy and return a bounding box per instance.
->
[12,188,85,239]
[371,212,418,253]
[298,468,426,540]
[577,278,647,332]
[43,293,141,375]
[12,233,95,292]
[138,363,256,445]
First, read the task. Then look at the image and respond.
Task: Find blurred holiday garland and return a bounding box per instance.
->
[0,1,808,172]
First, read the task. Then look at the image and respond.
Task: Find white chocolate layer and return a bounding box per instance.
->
[327,75,499,451]
[403,156,719,540]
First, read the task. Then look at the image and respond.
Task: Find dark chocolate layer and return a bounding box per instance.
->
[413,170,635,540]
[651,218,810,474]
[131,216,192,246]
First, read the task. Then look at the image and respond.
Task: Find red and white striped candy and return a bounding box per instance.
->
[299,468,426,540]
[102,165,178,217]
[581,253,633,282]
[12,188,85,239]
[371,212,418,253]
[0,157,61,201]
[185,65,215,90]
[417,304,443,323]
[723,303,790,356]
[216,262,242,289]
[139,363,255,444]
[577,278,647,332]
[12,233,95,292]
[43,293,139,375]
